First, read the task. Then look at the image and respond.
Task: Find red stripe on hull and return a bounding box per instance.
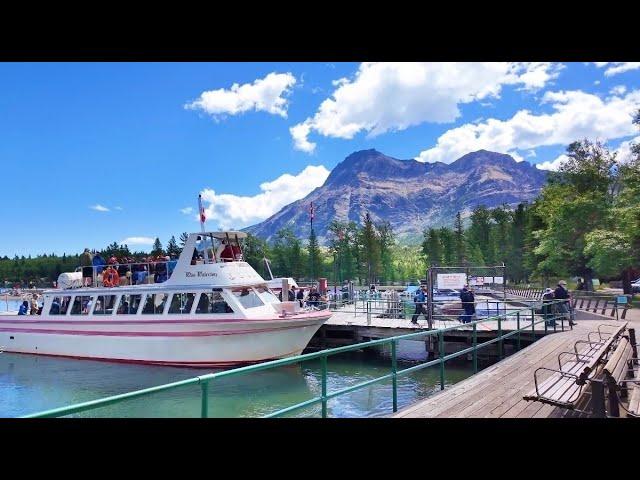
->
[1,349,303,368]
[0,323,316,337]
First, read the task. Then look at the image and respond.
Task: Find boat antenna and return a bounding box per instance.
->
[198,194,210,263]
[264,257,274,280]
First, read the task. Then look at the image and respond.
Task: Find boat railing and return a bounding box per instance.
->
[20,300,571,418]
[72,261,178,288]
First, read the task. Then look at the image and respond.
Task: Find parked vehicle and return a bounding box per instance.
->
[632,278,640,293]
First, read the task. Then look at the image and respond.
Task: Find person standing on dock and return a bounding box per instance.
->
[411,286,427,325]
[459,285,476,324]
[553,280,575,326]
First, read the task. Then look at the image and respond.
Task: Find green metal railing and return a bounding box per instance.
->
[21,301,569,419]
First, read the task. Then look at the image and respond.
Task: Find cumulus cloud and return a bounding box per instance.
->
[185,72,297,119]
[594,62,640,77]
[180,207,194,215]
[536,154,570,171]
[120,237,155,245]
[415,89,640,164]
[90,204,110,212]
[290,62,563,152]
[610,85,627,96]
[200,165,330,229]
[616,136,640,164]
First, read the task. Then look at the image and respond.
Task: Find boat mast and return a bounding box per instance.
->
[198,194,210,264]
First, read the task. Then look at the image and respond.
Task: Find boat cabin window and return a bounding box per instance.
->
[94,295,118,315]
[70,295,94,315]
[141,293,168,315]
[117,294,142,315]
[232,288,264,309]
[49,296,71,315]
[168,293,197,314]
[255,286,279,304]
[195,291,234,314]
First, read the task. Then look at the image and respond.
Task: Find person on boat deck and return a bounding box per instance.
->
[154,256,168,283]
[18,300,29,315]
[218,240,234,262]
[307,287,321,307]
[30,294,39,315]
[167,255,177,277]
[118,300,130,314]
[296,287,305,308]
[50,297,61,315]
[232,243,242,260]
[80,248,94,286]
[93,252,106,274]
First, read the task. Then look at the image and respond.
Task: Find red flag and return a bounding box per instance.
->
[198,194,206,224]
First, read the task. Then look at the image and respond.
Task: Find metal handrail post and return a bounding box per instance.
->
[321,355,328,418]
[439,331,445,390]
[472,322,478,374]
[531,307,535,340]
[498,315,503,359]
[201,381,209,418]
[517,312,521,351]
[391,340,398,412]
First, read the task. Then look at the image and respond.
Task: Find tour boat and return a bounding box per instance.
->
[0,231,331,367]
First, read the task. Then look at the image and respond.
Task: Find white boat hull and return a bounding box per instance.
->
[0,312,329,367]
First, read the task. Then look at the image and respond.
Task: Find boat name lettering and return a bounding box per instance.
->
[185,271,218,278]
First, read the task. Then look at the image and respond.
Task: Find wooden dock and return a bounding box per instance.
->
[391,323,607,418]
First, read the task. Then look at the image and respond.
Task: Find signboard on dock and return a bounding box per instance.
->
[437,273,467,289]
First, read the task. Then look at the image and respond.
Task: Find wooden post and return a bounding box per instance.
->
[629,329,638,364]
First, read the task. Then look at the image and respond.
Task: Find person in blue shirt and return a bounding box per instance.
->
[411,286,427,324]
[18,301,29,315]
[92,252,106,277]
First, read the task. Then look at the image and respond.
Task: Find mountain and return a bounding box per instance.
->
[246,149,547,244]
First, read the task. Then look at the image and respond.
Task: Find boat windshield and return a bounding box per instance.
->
[255,286,279,304]
[232,288,264,309]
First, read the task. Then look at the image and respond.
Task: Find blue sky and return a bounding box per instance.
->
[1,62,639,256]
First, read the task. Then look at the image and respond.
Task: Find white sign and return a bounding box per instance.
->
[493,276,504,285]
[437,273,467,289]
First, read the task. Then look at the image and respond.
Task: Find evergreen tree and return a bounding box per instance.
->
[439,227,455,265]
[422,228,442,265]
[307,228,322,280]
[179,232,189,248]
[358,213,381,285]
[151,238,164,256]
[166,236,181,257]
[454,211,466,264]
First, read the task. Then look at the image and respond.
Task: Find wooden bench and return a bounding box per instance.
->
[523,323,628,411]
[600,328,640,417]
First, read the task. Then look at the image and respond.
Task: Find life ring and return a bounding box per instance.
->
[103,268,120,287]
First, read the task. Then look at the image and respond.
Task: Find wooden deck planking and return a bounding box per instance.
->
[392,323,606,418]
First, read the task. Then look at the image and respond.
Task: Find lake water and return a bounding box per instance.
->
[1,298,474,417]
[0,343,472,418]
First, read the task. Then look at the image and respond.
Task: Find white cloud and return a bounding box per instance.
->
[415,89,640,164]
[594,62,640,77]
[180,207,194,215]
[120,237,155,245]
[594,80,601,85]
[200,165,330,229]
[610,85,627,96]
[185,72,297,119]
[615,136,640,164]
[90,204,109,212]
[290,62,563,152]
[536,154,569,171]
[114,206,123,211]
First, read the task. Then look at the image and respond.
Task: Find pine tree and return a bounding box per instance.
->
[167,236,181,257]
[358,213,381,285]
[307,228,322,280]
[179,232,189,248]
[454,211,466,264]
[151,238,164,256]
